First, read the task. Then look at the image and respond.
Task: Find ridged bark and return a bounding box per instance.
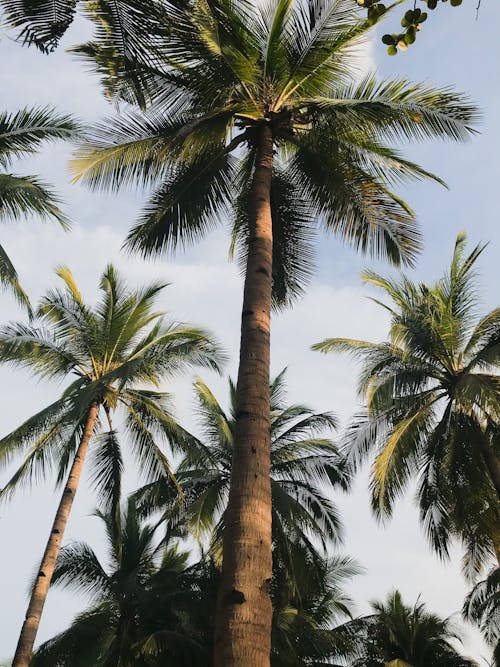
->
[12,402,99,667]
[214,122,274,667]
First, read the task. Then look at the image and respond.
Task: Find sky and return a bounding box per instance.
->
[0,1,499,663]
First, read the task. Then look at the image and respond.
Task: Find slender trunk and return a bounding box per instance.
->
[214,122,274,667]
[12,402,99,667]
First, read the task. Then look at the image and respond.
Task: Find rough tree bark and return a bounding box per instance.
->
[214,121,274,667]
[12,402,99,667]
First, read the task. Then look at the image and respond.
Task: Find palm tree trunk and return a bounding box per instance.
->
[214,122,274,667]
[12,402,99,667]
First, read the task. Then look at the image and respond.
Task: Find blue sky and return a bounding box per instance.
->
[0,1,498,663]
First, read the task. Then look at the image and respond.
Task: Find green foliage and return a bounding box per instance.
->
[314,233,500,580]
[0,265,223,512]
[347,590,477,666]
[0,107,78,310]
[135,370,350,573]
[271,550,360,666]
[463,567,500,651]
[70,0,478,308]
[32,494,360,666]
[31,499,211,666]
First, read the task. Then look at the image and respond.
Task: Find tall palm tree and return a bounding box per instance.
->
[70,2,478,662]
[0,264,222,666]
[31,498,212,667]
[314,233,500,579]
[137,370,350,573]
[0,106,77,309]
[347,590,477,667]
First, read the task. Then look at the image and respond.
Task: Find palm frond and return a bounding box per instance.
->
[31,605,113,666]
[0,106,78,163]
[125,144,239,256]
[89,430,123,522]
[0,173,69,227]
[0,242,31,313]
[0,0,77,51]
[0,322,81,378]
[309,76,479,144]
[290,132,420,267]
[0,397,71,471]
[51,541,111,601]
[232,162,317,308]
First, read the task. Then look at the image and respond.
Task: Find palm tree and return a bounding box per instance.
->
[0,264,222,666]
[271,550,360,667]
[31,498,212,667]
[347,590,477,667]
[0,106,77,309]
[314,233,500,579]
[70,2,478,662]
[463,568,500,665]
[32,498,361,667]
[137,370,350,574]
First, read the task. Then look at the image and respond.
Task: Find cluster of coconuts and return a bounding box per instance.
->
[382,8,428,55]
[356,0,463,54]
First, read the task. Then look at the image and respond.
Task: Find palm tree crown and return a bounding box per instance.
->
[0,263,223,510]
[72,0,478,306]
[137,370,349,562]
[314,233,500,579]
[348,590,477,667]
[32,499,211,667]
[0,106,78,308]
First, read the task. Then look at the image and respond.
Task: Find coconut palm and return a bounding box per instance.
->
[314,233,500,579]
[70,2,478,662]
[0,106,77,309]
[0,264,222,666]
[32,499,361,667]
[271,549,360,667]
[137,370,349,574]
[31,497,214,667]
[346,590,477,667]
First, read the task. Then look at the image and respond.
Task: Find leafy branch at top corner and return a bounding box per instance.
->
[356,0,464,55]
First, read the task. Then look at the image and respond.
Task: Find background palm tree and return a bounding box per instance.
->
[314,233,500,580]
[347,590,477,667]
[0,106,77,309]
[137,370,350,575]
[271,550,360,667]
[0,264,222,666]
[31,498,212,667]
[69,2,478,662]
[463,567,500,665]
[32,498,360,667]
